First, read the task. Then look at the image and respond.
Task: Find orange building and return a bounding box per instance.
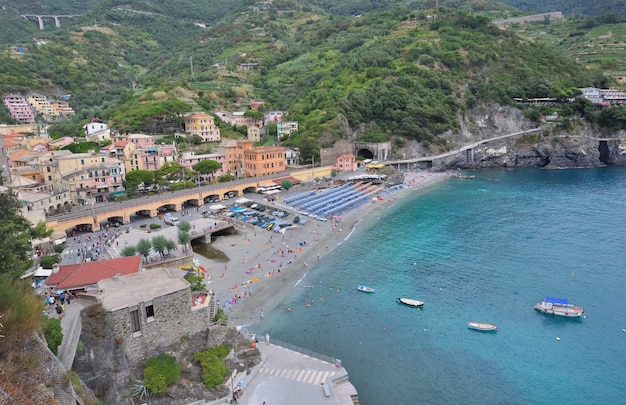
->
[184,112,221,142]
[223,140,286,179]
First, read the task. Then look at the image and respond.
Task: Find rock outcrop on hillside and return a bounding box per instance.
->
[402,103,626,170]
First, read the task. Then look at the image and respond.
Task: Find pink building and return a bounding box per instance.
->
[179,151,226,181]
[85,161,125,201]
[127,134,156,148]
[130,144,177,171]
[3,94,36,123]
[334,154,358,172]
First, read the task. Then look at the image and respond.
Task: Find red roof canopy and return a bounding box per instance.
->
[45,256,142,290]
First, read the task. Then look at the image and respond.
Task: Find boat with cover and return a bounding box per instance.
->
[396,297,424,307]
[357,285,375,293]
[467,322,498,332]
[534,297,584,317]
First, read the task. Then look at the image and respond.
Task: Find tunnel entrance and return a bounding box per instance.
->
[599,141,610,165]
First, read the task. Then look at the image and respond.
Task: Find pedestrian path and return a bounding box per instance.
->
[258,367,338,386]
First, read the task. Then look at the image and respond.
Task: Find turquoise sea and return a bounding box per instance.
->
[256,167,626,405]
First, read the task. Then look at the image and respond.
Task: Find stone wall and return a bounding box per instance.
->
[106,287,211,364]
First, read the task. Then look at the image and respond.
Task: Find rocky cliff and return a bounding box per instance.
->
[401,103,626,170]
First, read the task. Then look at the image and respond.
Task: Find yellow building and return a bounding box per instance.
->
[184,113,221,142]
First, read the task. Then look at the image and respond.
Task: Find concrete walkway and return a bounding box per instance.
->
[207,341,357,405]
[55,298,86,369]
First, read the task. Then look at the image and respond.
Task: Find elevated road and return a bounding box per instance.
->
[385,128,543,168]
[46,167,332,233]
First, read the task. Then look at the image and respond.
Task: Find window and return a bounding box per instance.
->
[130,309,141,335]
[81,159,84,165]
[145,304,155,321]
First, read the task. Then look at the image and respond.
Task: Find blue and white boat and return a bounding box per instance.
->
[534,297,584,318]
[357,285,375,293]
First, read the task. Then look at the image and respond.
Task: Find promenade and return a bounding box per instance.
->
[207,340,357,405]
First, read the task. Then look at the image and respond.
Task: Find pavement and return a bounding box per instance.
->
[207,339,356,405]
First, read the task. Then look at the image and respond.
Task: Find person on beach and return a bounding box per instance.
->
[265,333,270,344]
[260,309,264,320]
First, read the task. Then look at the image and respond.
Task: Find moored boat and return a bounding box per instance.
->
[396,297,424,307]
[357,285,375,293]
[467,322,498,332]
[534,297,584,318]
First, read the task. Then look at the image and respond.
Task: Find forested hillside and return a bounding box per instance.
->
[494,0,626,18]
[0,0,607,152]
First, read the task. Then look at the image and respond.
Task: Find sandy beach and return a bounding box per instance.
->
[192,171,451,327]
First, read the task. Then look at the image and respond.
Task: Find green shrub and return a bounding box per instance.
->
[42,318,63,355]
[140,224,147,228]
[184,273,205,291]
[40,255,60,269]
[149,223,162,230]
[212,308,228,323]
[143,354,182,395]
[144,367,168,395]
[194,345,230,388]
[53,244,65,254]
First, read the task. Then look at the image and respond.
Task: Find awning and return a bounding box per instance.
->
[209,204,227,211]
[235,197,251,204]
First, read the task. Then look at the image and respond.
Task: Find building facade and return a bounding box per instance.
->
[3,94,36,123]
[184,113,221,142]
[96,268,211,364]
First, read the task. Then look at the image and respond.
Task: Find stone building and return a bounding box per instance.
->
[96,268,211,363]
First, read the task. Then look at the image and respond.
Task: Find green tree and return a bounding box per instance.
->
[217,173,235,183]
[244,110,264,120]
[0,189,34,278]
[155,162,193,184]
[281,180,294,190]
[121,246,137,257]
[151,235,168,258]
[178,220,191,232]
[125,170,156,194]
[177,230,191,253]
[30,221,53,239]
[192,160,222,180]
[136,239,152,262]
[164,239,176,255]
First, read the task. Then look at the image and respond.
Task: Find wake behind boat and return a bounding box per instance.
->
[357,285,375,293]
[534,297,584,318]
[396,297,424,307]
[467,322,498,332]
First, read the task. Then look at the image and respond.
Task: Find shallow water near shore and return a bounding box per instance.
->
[256,167,626,405]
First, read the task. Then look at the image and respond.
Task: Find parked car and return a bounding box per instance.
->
[164,216,180,225]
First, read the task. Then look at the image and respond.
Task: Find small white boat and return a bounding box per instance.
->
[534,297,584,318]
[396,297,424,307]
[357,285,375,293]
[467,322,498,332]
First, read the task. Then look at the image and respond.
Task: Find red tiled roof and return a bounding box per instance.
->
[114,140,128,147]
[45,256,142,290]
[272,176,301,185]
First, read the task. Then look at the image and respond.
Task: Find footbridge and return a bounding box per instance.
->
[22,14,81,30]
[46,166,333,234]
[386,128,543,170]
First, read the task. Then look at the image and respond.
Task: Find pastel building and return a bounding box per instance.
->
[215,111,263,129]
[178,151,226,181]
[184,113,221,142]
[127,133,155,148]
[334,153,358,172]
[3,94,36,123]
[264,111,288,124]
[236,140,286,178]
[277,121,298,140]
[130,144,177,171]
[83,122,112,142]
[27,94,56,118]
[50,100,75,116]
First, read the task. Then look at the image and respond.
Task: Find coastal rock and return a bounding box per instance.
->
[401,103,626,170]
